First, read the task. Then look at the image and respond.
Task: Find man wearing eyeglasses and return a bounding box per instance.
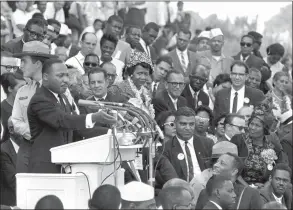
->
[232,34,265,70]
[213,61,265,120]
[83,53,100,74]
[100,62,117,87]
[181,64,210,111]
[2,18,46,54]
[152,71,187,113]
[218,114,246,142]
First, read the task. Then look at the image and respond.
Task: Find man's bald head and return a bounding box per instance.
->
[80,32,97,56]
[35,195,64,209]
[163,178,194,197]
[158,186,192,209]
[237,106,253,126]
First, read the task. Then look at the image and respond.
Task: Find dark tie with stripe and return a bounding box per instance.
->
[185,141,194,182]
[58,94,67,112]
[232,92,238,113]
[153,82,157,98]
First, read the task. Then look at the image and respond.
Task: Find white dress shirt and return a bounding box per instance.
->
[44,2,65,23]
[48,90,95,129]
[209,200,222,209]
[65,51,85,75]
[230,86,245,113]
[168,93,178,110]
[240,54,250,62]
[152,81,159,92]
[1,86,7,102]
[263,57,284,86]
[176,48,189,69]
[225,134,231,141]
[139,38,150,56]
[93,93,107,101]
[12,9,32,37]
[109,57,124,84]
[11,138,19,153]
[177,136,201,177]
[272,192,283,204]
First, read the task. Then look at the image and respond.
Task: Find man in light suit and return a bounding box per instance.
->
[232,34,265,70]
[152,71,187,114]
[166,28,200,83]
[213,61,265,120]
[27,58,117,173]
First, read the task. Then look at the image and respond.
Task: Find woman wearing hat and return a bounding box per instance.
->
[231,105,286,188]
[109,50,155,119]
[264,43,285,85]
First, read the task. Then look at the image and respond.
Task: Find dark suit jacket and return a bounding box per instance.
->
[163,135,213,181]
[166,49,200,83]
[213,86,265,120]
[281,132,292,183]
[27,86,89,173]
[0,140,17,206]
[152,89,188,114]
[1,37,23,54]
[78,93,128,139]
[196,181,263,210]
[151,81,166,99]
[136,42,157,63]
[260,185,291,209]
[181,85,209,111]
[203,201,221,209]
[232,53,265,70]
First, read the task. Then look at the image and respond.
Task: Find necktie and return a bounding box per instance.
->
[181,52,187,72]
[152,82,157,98]
[184,141,194,182]
[232,92,238,113]
[58,94,66,112]
[36,81,40,90]
[193,92,197,109]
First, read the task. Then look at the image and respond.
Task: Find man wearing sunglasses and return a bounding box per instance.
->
[83,53,100,74]
[219,114,246,142]
[232,34,265,70]
[2,18,46,54]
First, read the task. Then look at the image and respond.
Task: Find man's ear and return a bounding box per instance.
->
[43,73,48,81]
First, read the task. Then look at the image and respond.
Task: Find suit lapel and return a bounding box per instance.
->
[183,85,194,108]
[193,135,205,171]
[164,90,176,110]
[227,88,232,112]
[172,50,184,73]
[172,137,188,178]
[7,140,17,167]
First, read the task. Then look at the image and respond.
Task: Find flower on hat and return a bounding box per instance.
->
[126,50,154,71]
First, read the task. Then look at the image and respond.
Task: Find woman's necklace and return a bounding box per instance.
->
[272,89,284,101]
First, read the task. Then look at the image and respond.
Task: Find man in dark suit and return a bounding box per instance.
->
[166,28,200,83]
[27,58,117,173]
[203,175,236,209]
[137,22,159,63]
[232,34,265,70]
[248,31,264,59]
[0,117,21,206]
[1,18,46,54]
[260,163,292,210]
[152,71,187,115]
[150,56,173,98]
[163,107,213,183]
[214,61,265,120]
[181,63,210,111]
[196,153,263,210]
[78,67,127,139]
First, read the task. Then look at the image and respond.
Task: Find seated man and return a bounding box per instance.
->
[260,163,292,210]
[35,195,64,209]
[100,62,117,87]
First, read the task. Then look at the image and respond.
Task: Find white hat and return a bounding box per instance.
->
[210,28,224,39]
[119,181,154,202]
[280,110,292,124]
[198,31,211,39]
[59,23,72,36]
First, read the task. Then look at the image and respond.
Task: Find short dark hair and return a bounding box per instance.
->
[94,19,103,25]
[241,34,255,43]
[47,18,61,29]
[175,107,195,119]
[213,73,232,88]
[0,73,25,95]
[226,152,244,176]
[107,15,123,25]
[89,184,121,209]
[165,70,184,82]
[25,18,46,30]
[230,60,249,74]
[272,163,292,178]
[195,105,214,126]
[35,195,64,209]
[42,58,63,74]
[155,111,175,131]
[143,22,159,33]
[155,56,173,67]
[81,32,96,42]
[224,113,244,127]
[32,12,44,19]
[85,53,100,64]
[125,25,141,35]
[100,33,118,48]
[247,31,263,40]
[87,67,108,81]
[158,186,189,210]
[178,28,192,39]
[214,113,228,127]
[206,175,231,197]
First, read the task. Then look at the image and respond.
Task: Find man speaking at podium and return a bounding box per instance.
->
[27,58,117,173]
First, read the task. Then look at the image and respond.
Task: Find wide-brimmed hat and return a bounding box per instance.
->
[14,41,57,58]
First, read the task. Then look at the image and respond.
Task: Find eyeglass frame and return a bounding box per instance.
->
[228,123,246,131]
[24,27,46,40]
[167,82,185,88]
[240,42,252,47]
[84,62,99,67]
[195,115,210,123]
[164,122,175,127]
[0,65,20,72]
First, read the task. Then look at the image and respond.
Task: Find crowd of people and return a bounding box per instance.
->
[1,1,292,209]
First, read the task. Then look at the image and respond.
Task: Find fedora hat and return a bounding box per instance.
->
[14,41,57,58]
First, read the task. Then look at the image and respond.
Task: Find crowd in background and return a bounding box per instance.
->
[0,1,292,210]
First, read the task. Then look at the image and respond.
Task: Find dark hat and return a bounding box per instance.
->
[266,43,285,57]
[14,41,57,58]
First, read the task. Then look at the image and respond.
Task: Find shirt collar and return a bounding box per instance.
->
[225,133,231,141]
[209,200,222,209]
[231,85,245,95]
[168,92,178,103]
[76,51,85,60]
[189,84,198,96]
[177,136,194,146]
[272,192,283,203]
[176,48,188,56]
[139,38,148,47]
[10,138,19,153]
[94,93,107,101]
[48,89,59,101]
[240,54,250,62]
